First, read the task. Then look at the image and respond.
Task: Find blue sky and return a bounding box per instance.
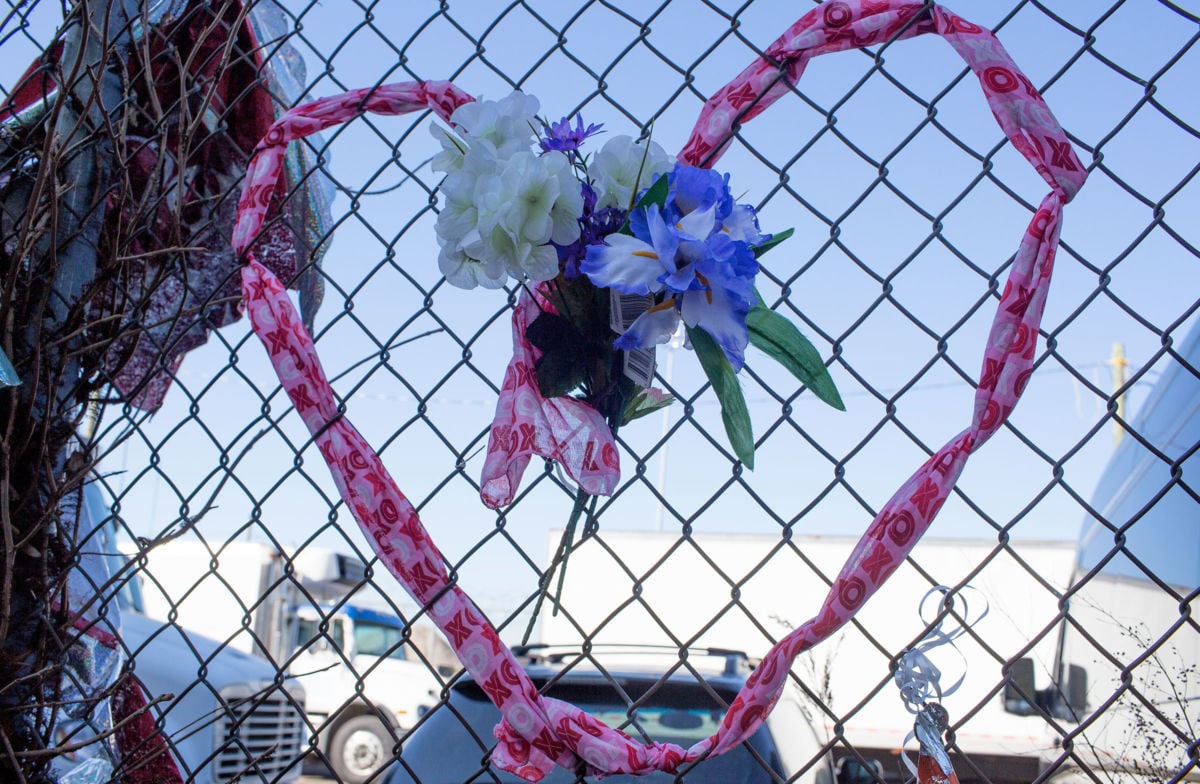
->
[4,0,1197,621]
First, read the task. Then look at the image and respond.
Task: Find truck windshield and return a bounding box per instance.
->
[354,619,408,660]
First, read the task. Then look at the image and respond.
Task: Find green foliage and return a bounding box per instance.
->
[621,387,674,424]
[746,301,844,411]
[688,326,755,468]
[525,312,588,398]
[752,227,794,259]
[529,276,619,401]
[618,173,669,235]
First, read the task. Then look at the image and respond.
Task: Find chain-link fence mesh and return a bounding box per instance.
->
[1,1,1197,783]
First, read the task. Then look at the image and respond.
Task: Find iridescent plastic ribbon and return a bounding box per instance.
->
[0,0,332,412]
[232,2,1085,780]
[893,587,988,784]
[60,488,183,783]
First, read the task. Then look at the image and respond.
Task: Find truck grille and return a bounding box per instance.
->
[214,685,306,782]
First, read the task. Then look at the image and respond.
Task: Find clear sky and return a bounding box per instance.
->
[4,0,1197,624]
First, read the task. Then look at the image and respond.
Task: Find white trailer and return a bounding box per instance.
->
[538,529,1077,782]
[1004,323,1200,783]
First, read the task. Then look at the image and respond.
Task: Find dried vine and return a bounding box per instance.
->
[0,1,263,778]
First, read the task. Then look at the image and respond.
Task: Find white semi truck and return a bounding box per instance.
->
[62,482,308,784]
[1004,323,1200,783]
[129,538,446,783]
[537,529,1077,782]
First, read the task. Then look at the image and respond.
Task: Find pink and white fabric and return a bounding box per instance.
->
[231,2,1085,780]
[1,1,330,412]
[480,290,620,508]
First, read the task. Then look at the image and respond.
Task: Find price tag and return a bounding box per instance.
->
[609,290,658,388]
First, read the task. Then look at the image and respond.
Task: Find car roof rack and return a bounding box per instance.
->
[510,644,755,676]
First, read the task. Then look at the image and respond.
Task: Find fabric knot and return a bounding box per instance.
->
[491,700,698,782]
[637,741,688,775]
[492,719,559,783]
[1054,173,1085,204]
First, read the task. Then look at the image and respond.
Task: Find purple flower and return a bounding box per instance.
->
[555,183,626,279]
[541,115,604,153]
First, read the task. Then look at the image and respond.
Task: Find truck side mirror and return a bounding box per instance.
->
[1004,657,1038,715]
[836,757,884,784]
[1064,663,1088,718]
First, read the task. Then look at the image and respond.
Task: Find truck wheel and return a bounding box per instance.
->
[330,714,394,784]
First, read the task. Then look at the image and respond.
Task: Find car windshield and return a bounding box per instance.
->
[386,673,783,784]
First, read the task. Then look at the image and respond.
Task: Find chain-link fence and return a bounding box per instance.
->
[1,1,1198,783]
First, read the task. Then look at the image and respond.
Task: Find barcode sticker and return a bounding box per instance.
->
[610,290,655,333]
[624,346,657,388]
[609,290,658,387]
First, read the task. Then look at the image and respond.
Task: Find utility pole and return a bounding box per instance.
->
[1110,342,1127,445]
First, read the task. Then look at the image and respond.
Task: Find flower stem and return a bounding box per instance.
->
[551,490,599,617]
[520,406,623,644]
[521,486,592,643]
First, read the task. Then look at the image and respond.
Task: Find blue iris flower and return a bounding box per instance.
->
[581,163,767,371]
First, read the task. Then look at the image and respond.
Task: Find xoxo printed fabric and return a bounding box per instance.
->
[240,261,664,779]
[232,2,1085,780]
[682,0,1083,761]
[480,289,620,508]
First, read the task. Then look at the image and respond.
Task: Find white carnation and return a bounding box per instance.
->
[434,170,480,245]
[430,122,467,174]
[448,91,540,162]
[437,243,507,290]
[590,135,673,211]
[430,91,589,289]
[500,152,583,247]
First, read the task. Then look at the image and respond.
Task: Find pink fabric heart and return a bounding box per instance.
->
[230,1,1088,777]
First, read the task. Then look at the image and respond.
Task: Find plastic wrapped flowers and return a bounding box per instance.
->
[430,92,843,494]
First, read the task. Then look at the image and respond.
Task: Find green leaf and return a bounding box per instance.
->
[634,173,669,211]
[535,349,587,399]
[746,305,845,411]
[618,173,669,235]
[527,311,589,398]
[621,388,674,425]
[752,227,793,259]
[687,326,755,469]
[526,312,577,356]
[542,276,610,335]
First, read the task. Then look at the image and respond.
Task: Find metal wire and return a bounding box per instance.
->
[2,0,1198,782]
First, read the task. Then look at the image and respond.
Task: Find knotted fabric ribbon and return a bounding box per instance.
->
[479,290,621,508]
[231,2,1085,780]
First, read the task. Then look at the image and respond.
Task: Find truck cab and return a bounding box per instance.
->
[290,602,441,783]
[126,535,450,783]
